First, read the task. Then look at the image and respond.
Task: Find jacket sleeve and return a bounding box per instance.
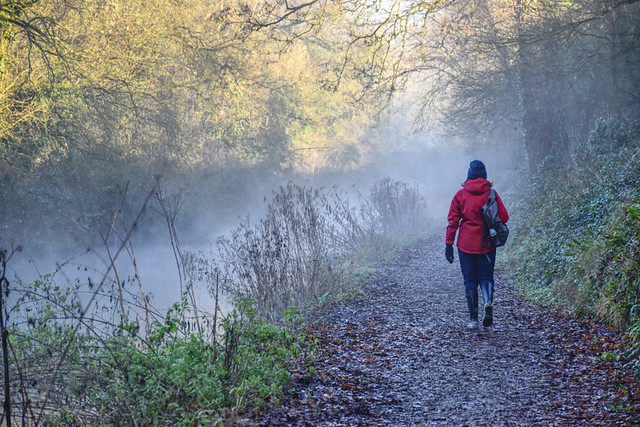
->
[496,192,509,224]
[446,192,462,245]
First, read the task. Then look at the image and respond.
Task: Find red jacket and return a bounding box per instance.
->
[446,178,509,254]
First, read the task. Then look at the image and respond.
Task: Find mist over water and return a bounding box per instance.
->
[4,120,521,317]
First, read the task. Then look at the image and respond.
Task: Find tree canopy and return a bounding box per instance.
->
[0,0,638,242]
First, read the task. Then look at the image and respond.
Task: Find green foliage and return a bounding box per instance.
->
[0,0,387,249]
[506,117,640,372]
[6,279,304,425]
[87,299,300,425]
[1,177,424,424]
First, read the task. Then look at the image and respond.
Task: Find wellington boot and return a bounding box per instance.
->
[483,303,493,327]
[465,291,479,324]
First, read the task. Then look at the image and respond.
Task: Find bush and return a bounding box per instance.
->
[507,118,640,300]
[209,180,427,322]
[369,178,427,237]
[2,267,305,425]
[0,177,425,424]
[505,117,640,372]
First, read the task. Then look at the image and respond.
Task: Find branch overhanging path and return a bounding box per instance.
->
[259,237,639,426]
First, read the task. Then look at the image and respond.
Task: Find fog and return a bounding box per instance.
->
[6,128,520,321]
[0,0,634,324]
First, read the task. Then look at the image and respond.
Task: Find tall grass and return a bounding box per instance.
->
[208,180,427,322]
[0,177,427,425]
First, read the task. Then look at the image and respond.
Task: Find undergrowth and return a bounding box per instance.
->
[0,178,427,425]
[506,117,640,373]
[4,270,305,425]
[204,179,427,322]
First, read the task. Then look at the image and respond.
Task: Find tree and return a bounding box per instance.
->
[0,0,396,245]
[405,0,640,168]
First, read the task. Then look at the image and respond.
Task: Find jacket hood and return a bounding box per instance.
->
[463,178,491,195]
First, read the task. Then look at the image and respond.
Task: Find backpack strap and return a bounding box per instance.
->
[481,189,495,240]
[481,189,496,263]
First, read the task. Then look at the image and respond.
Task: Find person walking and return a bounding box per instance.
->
[445,160,509,329]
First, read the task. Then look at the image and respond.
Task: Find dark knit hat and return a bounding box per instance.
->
[467,160,487,180]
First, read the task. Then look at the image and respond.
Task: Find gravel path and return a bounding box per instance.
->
[256,237,639,426]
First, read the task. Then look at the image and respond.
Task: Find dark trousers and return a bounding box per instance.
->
[458,249,496,321]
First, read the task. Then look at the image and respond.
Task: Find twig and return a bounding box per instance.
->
[1,249,12,427]
[35,178,159,424]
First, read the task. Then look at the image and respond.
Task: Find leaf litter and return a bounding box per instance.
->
[252,237,640,426]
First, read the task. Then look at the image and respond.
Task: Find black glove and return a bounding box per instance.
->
[445,244,454,264]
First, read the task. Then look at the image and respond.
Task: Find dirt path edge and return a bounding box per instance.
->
[251,237,640,426]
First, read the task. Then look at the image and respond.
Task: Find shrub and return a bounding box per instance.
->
[505,117,640,373]
[209,180,427,322]
[2,267,304,425]
[369,178,427,237]
[0,177,425,424]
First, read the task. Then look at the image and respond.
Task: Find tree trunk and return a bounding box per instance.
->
[514,0,532,170]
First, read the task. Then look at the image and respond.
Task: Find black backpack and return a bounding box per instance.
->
[482,189,509,247]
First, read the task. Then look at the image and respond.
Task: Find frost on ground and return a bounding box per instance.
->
[255,237,640,426]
